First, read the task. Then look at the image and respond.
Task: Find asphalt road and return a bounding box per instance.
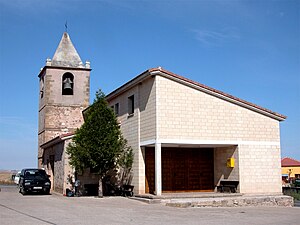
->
[0,185,299,225]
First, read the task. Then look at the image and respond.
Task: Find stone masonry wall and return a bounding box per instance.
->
[108,85,141,193]
[44,105,84,132]
[156,76,280,142]
[42,142,65,194]
[239,144,282,193]
[38,105,84,162]
[53,142,65,194]
[139,77,157,142]
[155,75,282,194]
[62,139,73,195]
[107,77,157,194]
[42,146,54,187]
[106,74,283,195]
[214,146,240,191]
[38,67,90,166]
[43,68,90,107]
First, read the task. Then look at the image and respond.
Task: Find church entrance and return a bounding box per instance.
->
[145,147,214,194]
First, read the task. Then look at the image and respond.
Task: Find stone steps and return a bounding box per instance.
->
[131,194,294,207]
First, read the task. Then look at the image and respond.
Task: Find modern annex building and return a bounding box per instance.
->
[39,32,286,196]
[281,157,300,180]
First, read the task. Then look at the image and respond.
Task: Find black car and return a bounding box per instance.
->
[19,169,51,195]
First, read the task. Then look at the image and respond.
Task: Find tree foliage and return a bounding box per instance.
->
[66,89,133,196]
[117,140,134,186]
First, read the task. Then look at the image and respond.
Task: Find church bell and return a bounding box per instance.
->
[63,78,73,90]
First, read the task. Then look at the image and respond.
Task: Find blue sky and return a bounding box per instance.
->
[0,0,299,170]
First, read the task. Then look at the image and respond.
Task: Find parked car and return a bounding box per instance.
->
[19,169,51,195]
[14,171,21,185]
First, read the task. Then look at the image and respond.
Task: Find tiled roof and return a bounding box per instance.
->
[59,132,74,139]
[282,157,300,167]
[40,132,74,149]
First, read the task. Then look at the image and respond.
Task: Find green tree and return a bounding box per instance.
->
[118,140,134,186]
[67,89,133,197]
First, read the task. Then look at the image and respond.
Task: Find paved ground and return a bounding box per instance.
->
[0,185,299,225]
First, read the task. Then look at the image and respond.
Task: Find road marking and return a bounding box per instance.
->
[0,203,56,225]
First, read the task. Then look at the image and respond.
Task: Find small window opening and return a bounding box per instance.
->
[114,103,119,116]
[40,77,44,99]
[62,72,74,95]
[128,95,134,115]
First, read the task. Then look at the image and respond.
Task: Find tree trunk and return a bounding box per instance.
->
[98,177,103,197]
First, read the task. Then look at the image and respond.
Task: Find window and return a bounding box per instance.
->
[114,103,119,116]
[62,72,74,95]
[24,169,47,178]
[40,77,44,99]
[128,95,134,115]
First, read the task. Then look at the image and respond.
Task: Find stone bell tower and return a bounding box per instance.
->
[37,32,91,167]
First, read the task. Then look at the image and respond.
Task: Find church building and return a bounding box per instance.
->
[38,32,286,196]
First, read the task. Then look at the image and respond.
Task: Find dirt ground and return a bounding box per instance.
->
[0,171,15,184]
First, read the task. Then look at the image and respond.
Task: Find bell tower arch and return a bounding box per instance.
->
[62,72,74,95]
[38,32,91,167]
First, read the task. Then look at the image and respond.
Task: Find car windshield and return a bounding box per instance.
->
[24,169,47,178]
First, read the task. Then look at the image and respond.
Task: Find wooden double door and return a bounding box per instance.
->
[145,147,214,194]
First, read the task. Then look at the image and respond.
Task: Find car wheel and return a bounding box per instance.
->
[20,187,27,195]
[44,190,50,195]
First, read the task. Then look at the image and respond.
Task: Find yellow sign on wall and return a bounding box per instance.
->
[227,158,235,168]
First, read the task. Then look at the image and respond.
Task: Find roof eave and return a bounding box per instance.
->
[150,69,286,122]
[105,67,286,122]
[40,133,74,149]
[106,69,151,101]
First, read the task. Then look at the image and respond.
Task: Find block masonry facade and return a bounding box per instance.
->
[106,69,285,195]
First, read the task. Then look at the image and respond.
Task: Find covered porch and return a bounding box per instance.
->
[141,141,239,196]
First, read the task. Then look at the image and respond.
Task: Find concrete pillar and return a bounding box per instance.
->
[155,142,162,195]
